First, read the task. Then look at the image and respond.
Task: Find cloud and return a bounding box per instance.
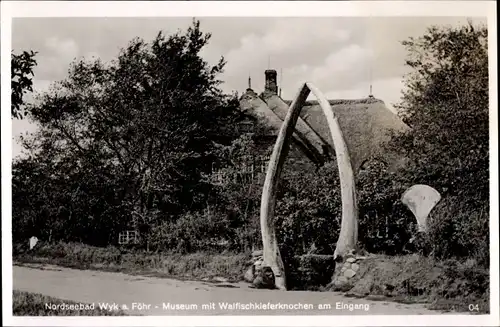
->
[240,19,352,54]
[33,36,80,82]
[323,77,404,113]
[220,18,362,95]
[45,36,79,60]
[11,78,52,159]
[218,16,487,98]
[11,16,486,157]
[32,79,53,94]
[310,44,372,84]
[12,119,38,160]
[270,43,373,100]
[370,77,406,111]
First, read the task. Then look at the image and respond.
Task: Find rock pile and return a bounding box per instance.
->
[243,250,264,283]
[331,251,367,289]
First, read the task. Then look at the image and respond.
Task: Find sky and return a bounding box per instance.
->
[11,16,486,158]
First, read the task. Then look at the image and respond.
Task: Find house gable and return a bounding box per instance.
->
[239,70,409,174]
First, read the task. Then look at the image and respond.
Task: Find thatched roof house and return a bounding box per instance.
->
[239,70,409,174]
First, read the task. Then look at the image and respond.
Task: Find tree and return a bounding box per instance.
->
[393,21,488,200]
[11,50,38,119]
[13,20,241,246]
[389,21,489,262]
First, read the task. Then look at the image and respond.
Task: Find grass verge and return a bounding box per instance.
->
[14,241,249,283]
[14,242,490,313]
[13,290,126,316]
[327,254,490,314]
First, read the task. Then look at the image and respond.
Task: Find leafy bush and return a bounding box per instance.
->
[149,210,236,253]
[285,254,336,290]
[425,196,489,266]
[15,242,248,282]
[275,162,341,257]
[387,21,489,265]
[356,160,416,255]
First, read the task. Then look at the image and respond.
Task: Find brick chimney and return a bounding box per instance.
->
[264,69,278,95]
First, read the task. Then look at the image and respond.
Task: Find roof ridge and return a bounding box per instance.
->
[283,98,384,106]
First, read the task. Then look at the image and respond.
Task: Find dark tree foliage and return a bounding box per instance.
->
[383,21,489,262]
[393,21,489,202]
[11,50,38,119]
[275,162,342,257]
[13,20,240,246]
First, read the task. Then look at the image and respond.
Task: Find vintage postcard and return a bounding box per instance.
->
[1,1,498,326]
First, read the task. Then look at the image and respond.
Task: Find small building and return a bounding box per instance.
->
[238,69,409,175]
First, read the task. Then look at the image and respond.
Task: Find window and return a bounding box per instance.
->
[240,163,255,175]
[237,163,255,183]
[256,154,271,173]
[237,121,254,133]
[118,230,139,245]
[213,170,230,185]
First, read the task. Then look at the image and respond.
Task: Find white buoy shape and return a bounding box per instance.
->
[401,185,441,232]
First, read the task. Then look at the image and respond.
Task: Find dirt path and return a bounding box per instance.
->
[13,264,455,316]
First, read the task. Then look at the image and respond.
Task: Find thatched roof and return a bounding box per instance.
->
[262,92,326,164]
[239,88,409,172]
[239,89,287,134]
[239,89,325,164]
[284,98,409,170]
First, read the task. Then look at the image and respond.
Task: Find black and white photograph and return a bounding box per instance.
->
[2,1,498,326]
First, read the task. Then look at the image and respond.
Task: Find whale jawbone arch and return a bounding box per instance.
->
[260,82,359,291]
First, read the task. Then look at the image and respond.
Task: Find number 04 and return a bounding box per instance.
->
[468,304,479,311]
